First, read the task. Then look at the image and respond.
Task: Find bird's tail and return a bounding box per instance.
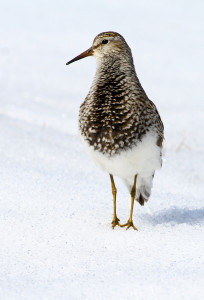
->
[123,174,154,206]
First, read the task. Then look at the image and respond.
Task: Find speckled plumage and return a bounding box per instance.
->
[67,31,164,229]
[79,32,163,156]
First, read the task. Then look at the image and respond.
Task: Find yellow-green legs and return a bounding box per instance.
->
[110,174,120,228]
[121,175,138,230]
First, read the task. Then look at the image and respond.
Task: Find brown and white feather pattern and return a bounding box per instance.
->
[79,54,163,156]
[77,31,164,205]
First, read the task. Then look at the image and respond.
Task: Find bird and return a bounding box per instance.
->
[66,31,164,230]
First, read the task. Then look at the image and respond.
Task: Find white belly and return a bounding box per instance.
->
[79,130,162,179]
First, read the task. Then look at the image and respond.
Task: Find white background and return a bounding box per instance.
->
[0,0,204,299]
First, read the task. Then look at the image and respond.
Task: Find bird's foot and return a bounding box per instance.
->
[120,220,138,231]
[112,217,120,229]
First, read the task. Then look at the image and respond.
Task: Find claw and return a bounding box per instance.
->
[111,217,120,229]
[120,220,138,231]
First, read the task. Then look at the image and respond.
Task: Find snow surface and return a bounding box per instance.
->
[0,0,204,299]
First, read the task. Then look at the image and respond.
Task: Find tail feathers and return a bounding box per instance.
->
[123,174,154,206]
[138,194,145,206]
[137,174,154,206]
[138,189,150,205]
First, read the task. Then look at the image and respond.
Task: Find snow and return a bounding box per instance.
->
[0,0,204,299]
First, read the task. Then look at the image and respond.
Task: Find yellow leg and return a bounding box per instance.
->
[110,174,120,229]
[121,175,138,230]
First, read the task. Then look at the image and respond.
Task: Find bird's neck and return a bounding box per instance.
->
[91,55,147,99]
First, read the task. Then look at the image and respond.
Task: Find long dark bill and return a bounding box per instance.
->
[66,47,93,65]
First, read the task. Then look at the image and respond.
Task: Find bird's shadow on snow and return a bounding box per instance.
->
[143,207,204,226]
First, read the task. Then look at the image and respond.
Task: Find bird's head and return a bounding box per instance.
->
[66,31,131,65]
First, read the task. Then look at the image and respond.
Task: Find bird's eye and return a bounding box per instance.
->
[102,39,108,45]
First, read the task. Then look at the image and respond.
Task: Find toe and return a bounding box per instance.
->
[112,217,120,229]
[121,221,138,231]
